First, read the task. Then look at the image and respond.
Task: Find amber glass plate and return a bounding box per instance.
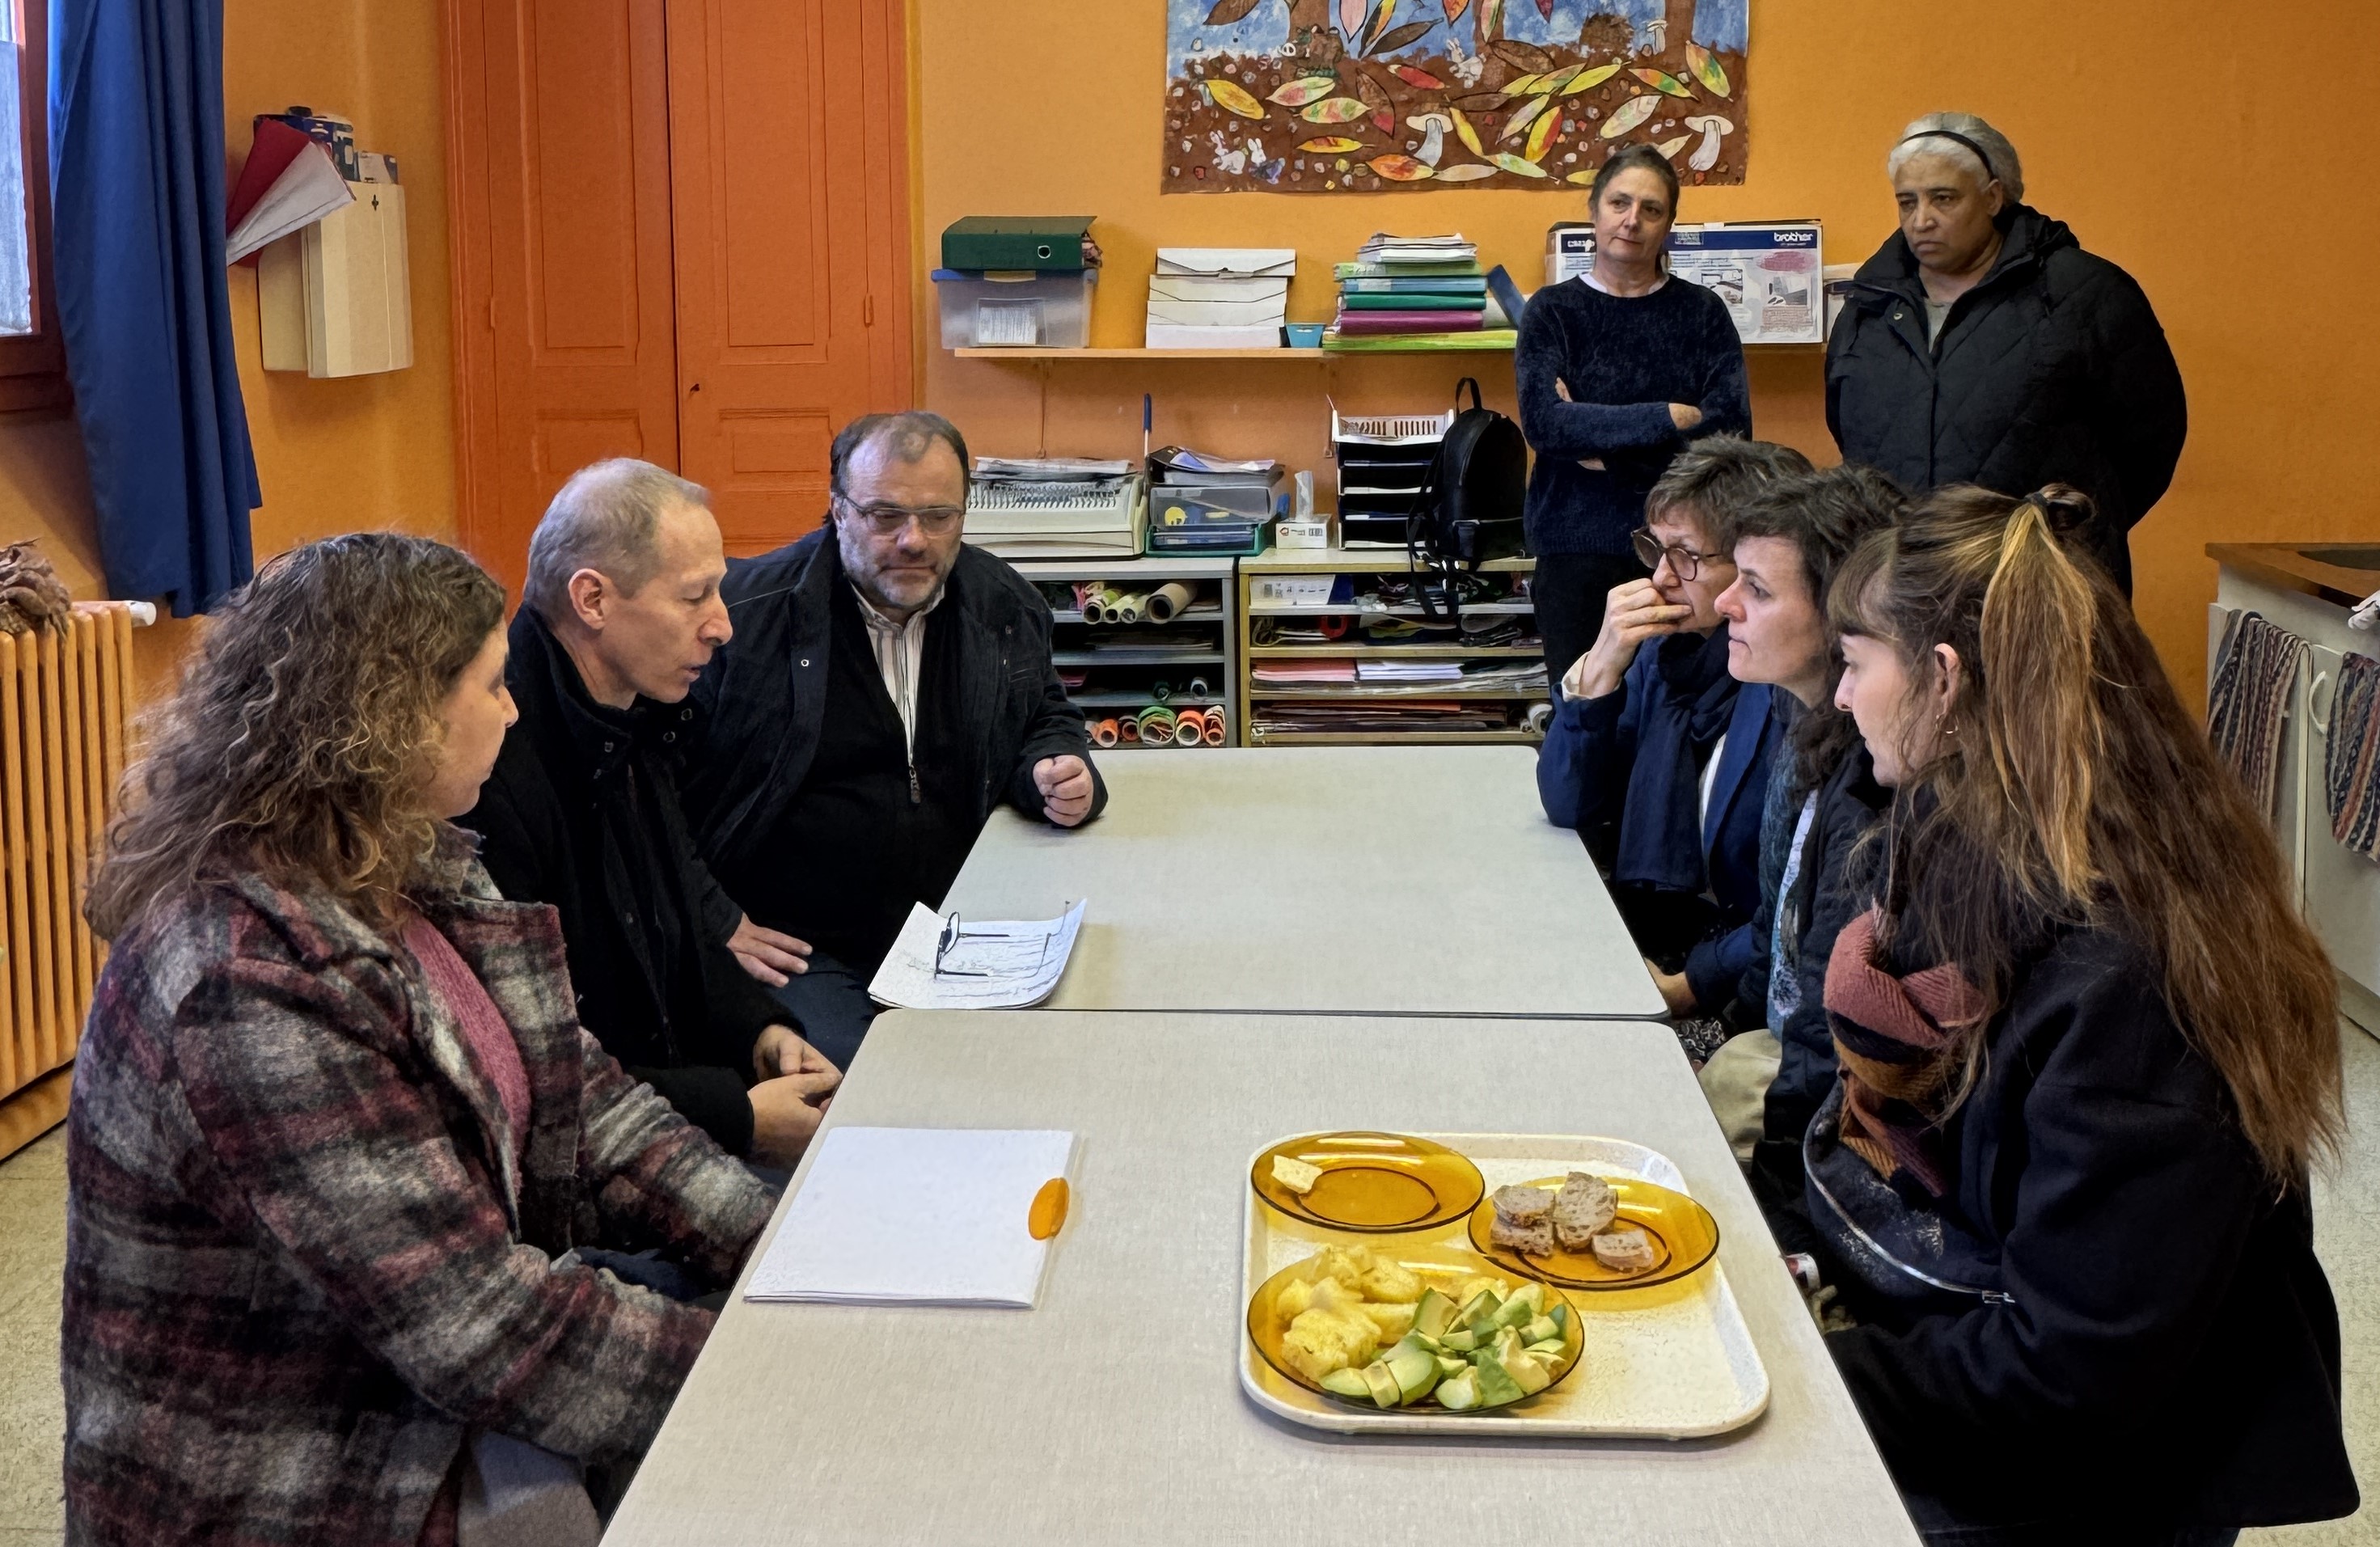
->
[1245,1241,1583,1413]
[1466,1173,1721,1291]
[1250,1131,1486,1233]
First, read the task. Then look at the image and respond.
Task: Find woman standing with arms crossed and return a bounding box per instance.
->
[1815,487,2354,1542]
[1516,142,1752,686]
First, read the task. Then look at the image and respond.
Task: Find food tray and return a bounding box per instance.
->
[1238,1132,1770,1439]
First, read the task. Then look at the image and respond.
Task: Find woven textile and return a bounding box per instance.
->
[2208,611,2308,819]
[2323,651,2380,861]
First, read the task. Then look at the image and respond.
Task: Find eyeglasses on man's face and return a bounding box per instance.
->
[835,492,966,538]
[1631,526,1727,581]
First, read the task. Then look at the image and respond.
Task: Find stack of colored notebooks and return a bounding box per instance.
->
[1325,234,1516,353]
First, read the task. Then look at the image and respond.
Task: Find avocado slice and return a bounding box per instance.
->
[1526,1338,1567,1359]
[1438,1328,1479,1352]
[1385,1341,1439,1402]
[1319,1367,1373,1400]
[1504,1350,1553,1396]
[1456,1289,1500,1334]
[1547,1303,1572,1337]
[1521,1314,1559,1346]
[1491,1294,1537,1331]
[1435,1355,1467,1379]
[1508,1281,1548,1317]
[1411,1287,1455,1339]
[1361,1359,1405,1409]
[1435,1368,1481,1411]
[1471,1355,1524,1407]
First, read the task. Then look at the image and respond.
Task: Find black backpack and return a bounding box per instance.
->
[1404,376,1527,570]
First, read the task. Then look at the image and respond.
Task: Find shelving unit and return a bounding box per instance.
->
[1237,547,1545,748]
[953,345,1512,360]
[1010,556,1241,749]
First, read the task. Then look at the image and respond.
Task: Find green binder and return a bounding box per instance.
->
[942,216,1097,272]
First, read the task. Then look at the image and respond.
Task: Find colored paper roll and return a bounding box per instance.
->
[1091,716,1121,748]
[1115,592,1144,624]
[1186,676,1211,700]
[1136,706,1176,742]
[1318,615,1351,640]
[1173,709,1205,746]
[1150,679,1173,703]
[1146,581,1195,623]
[1073,581,1097,612]
[1118,716,1142,743]
[1202,710,1226,746]
[1526,701,1554,735]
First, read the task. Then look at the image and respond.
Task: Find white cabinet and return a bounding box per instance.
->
[2212,569,2380,1031]
[258,180,412,378]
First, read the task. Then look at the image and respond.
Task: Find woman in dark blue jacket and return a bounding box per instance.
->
[1537,438,1807,1021]
[1814,485,2353,1543]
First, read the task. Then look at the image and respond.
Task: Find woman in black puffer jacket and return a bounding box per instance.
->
[1826,112,2186,595]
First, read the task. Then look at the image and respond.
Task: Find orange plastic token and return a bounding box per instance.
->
[1028,1177,1070,1241]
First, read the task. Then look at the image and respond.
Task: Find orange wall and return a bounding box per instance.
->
[0,0,458,694]
[915,0,2380,706]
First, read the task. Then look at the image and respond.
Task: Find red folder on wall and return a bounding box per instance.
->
[226,120,352,266]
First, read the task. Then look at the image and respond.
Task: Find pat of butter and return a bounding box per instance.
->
[1271,1155,1323,1194]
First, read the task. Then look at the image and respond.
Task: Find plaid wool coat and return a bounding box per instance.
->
[61,834,776,1546]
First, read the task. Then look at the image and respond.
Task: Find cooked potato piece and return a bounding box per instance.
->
[1358,1300,1417,1339]
[1359,1260,1424,1304]
[1282,1307,1380,1380]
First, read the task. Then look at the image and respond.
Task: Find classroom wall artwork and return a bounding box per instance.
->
[1162,0,1747,193]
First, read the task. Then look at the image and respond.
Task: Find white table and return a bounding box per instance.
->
[941,746,1668,1019]
[607,1012,1918,1546]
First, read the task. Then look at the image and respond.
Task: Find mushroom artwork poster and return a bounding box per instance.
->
[1161,0,1748,193]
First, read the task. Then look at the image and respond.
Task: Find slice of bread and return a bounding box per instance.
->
[1490,1211,1556,1256]
[1591,1223,1657,1273]
[1490,1183,1554,1224]
[1552,1172,1617,1250]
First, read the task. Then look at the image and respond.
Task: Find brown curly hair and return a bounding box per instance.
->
[87,533,506,938]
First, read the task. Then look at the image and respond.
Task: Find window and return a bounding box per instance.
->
[0,0,66,409]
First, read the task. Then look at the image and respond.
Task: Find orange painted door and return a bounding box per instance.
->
[453,0,681,595]
[663,0,912,552]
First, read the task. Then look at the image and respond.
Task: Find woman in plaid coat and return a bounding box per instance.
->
[64,535,779,1545]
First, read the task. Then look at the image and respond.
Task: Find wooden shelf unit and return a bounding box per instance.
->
[1009,555,1241,750]
[1236,548,1545,748]
[952,345,1513,360]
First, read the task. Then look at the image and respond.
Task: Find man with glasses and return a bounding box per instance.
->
[683,411,1104,1067]
[1535,437,1810,1055]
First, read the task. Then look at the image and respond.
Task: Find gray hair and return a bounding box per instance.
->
[1887,112,2024,204]
[523,458,710,624]
[829,412,971,501]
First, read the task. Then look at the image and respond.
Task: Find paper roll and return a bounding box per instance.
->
[1526,701,1554,735]
[1172,708,1206,746]
[1319,615,1351,640]
[1091,716,1121,748]
[1150,679,1173,703]
[1186,676,1211,700]
[1115,592,1144,624]
[1202,709,1227,746]
[1118,716,1142,743]
[1146,581,1195,623]
[1136,706,1176,743]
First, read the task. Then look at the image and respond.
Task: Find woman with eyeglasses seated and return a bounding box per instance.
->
[64,534,777,1546]
[679,410,1105,1070]
[1816,486,2354,1544]
[1537,437,1809,1050]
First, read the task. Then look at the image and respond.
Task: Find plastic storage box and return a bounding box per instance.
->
[934,268,1097,349]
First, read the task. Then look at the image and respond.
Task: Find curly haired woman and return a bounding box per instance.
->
[1813,488,2356,1544]
[63,535,776,1546]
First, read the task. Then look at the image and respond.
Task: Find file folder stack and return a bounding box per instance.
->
[1145,249,1294,349]
[963,458,1146,560]
[1325,234,1516,353]
[1332,407,1455,549]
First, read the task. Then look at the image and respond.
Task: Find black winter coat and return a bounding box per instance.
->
[1826,206,2186,593]
[1822,925,2357,1535]
[682,530,1105,879]
[460,607,785,1156]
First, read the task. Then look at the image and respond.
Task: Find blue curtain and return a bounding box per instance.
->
[49,0,259,616]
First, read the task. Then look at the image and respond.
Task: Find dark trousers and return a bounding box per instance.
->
[766,949,880,1071]
[1532,550,1651,689]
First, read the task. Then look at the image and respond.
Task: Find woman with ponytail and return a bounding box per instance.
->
[1813,487,2355,1544]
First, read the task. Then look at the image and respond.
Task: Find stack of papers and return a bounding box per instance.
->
[1147,247,1293,349]
[1328,235,1512,351]
[743,1126,1077,1308]
[1253,659,1357,684]
[867,900,1086,1010]
[965,461,1146,560]
[1357,660,1463,683]
[1357,233,1477,266]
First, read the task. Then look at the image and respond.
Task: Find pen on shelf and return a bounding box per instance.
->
[1142,392,1152,467]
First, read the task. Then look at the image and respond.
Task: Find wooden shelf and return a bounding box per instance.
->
[953,347,1509,360]
[1247,602,1535,619]
[1050,604,1224,626]
[1249,687,1545,702]
[1245,729,1545,746]
[1071,692,1224,708]
[1246,644,1540,658]
[1053,649,1227,667]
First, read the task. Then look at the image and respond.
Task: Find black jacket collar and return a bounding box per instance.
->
[1849,203,2077,307]
[509,606,702,785]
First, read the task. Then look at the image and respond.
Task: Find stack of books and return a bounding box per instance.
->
[1325,235,1516,353]
[1145,248,1293,349]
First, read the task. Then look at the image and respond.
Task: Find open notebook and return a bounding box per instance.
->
[743,1127,1076,1308]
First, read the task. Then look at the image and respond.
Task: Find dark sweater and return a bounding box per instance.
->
[1515,276,1752,556]
[1822,924,2357,1533]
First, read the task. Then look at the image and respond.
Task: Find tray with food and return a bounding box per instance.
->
[1239,1131,1769,1439]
